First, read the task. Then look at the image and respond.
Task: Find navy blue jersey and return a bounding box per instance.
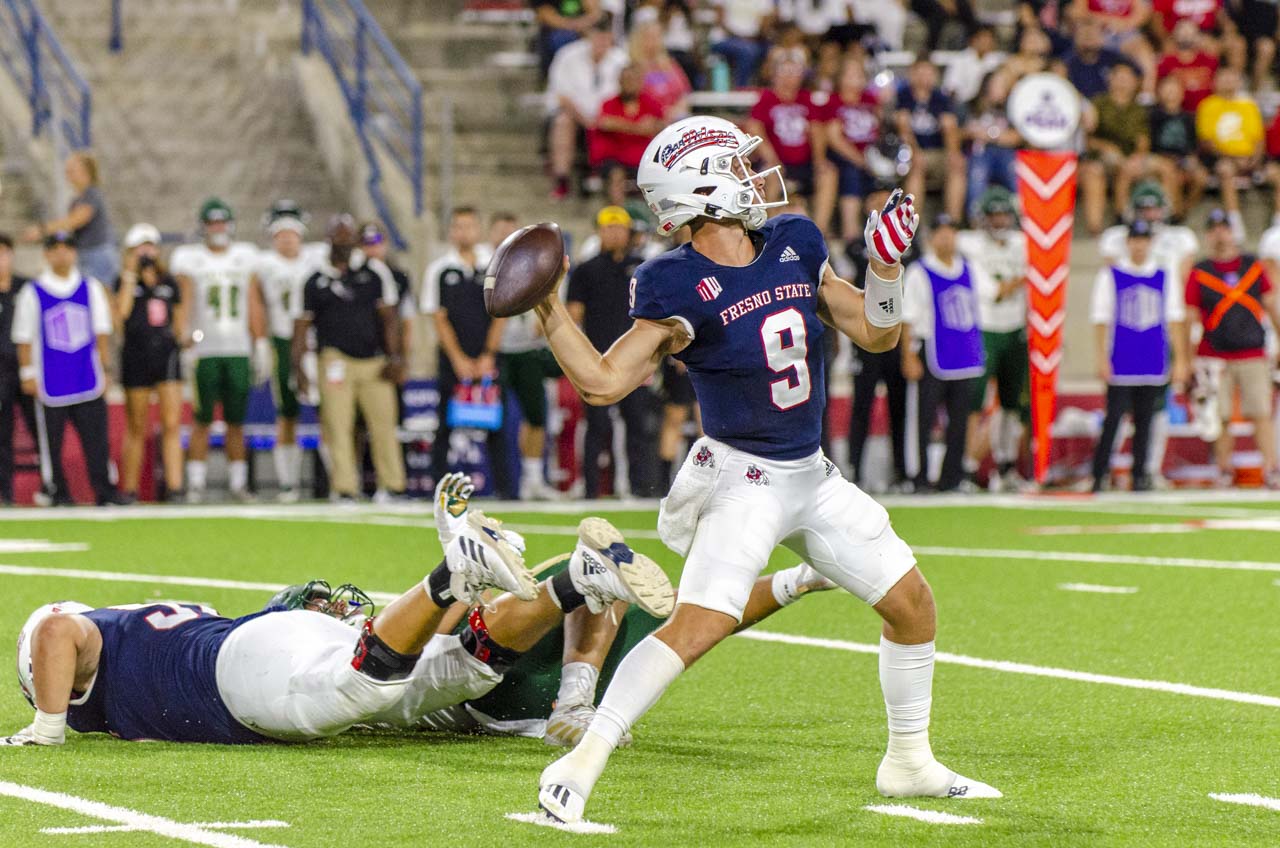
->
[68,604,269,744]
[630,215,829,460]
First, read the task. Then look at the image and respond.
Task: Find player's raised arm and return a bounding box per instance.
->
[3,607,100,747]
[818,190,918,352]
[534,259,689,406]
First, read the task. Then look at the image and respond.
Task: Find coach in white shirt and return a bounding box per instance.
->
[11,231,121,505]
[546,13,627,200]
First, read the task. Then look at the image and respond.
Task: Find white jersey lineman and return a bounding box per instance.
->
[170,241,261,357]
[254,241,329,341]
[956,228,1027,333]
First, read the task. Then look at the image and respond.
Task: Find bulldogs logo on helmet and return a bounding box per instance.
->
[637,116,787,235]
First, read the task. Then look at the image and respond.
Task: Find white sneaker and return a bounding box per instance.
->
[572,518,675,617]
[276,487,301,504]
[538,781,588,824]
[230,487,255,504]
[186,488,205,505]
[434,472,474,547]
[446,511,538,604]
[544,703,632,749]
[876,756,1002,800]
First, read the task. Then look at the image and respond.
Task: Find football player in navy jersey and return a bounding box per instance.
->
[532,115,999,823]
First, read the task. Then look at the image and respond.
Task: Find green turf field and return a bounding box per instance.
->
[0,494,1278,847]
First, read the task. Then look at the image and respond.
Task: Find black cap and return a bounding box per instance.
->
[43,230,75,248]
[931,212,957,231]
[1206,208,1230,228]
[1128,219,1153,238]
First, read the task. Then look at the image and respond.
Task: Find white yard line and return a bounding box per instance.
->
[504,812,617,834]
[1209,793,1280,812]
[913,546,1280,573]
[0,781,288,848]
[863,805,982,825]
[0,540,88,553]
[735,630,1280,709]
[1057,583,1139,594]
[43,821,289,835]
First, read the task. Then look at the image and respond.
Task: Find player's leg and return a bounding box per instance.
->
[914,367,943,490]
[539,488,782,822]
[222,357,252,498]
[1091,385,1127,490]
[1213,361,1238,483]
[799,468,999,799]
[186,358,217,500]
[121,388,151,497]
[318,349,359,498]
[272,336,301,501]
[938,378,975,491]
[354,358,406,495]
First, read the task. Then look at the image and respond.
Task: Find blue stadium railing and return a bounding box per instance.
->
[302,0,424,250]
[0,0,92,151]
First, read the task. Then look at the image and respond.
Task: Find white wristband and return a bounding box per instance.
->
[33,709,67,745]
[19,365,37,381]
[864,266,905,328]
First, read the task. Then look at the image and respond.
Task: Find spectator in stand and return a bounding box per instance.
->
[590,64,665,202]
[910,0,978,52]
[491,212,560,501]
[1063,19,1135,100]
[709,0,775,89]
[895,56,965,222]
[1227,0,1278,92]
[532,0,603,78]
[900,214,986,492]
[849,0,909,50]
[1069,0,1156,97]
[943,26,1006,107]
[1081,62,1150,234]
[1183,209,1280,487]
[0,233,39,505]
[811,39,845,93]
[296,217,407,505]
[546,14,627,201]
[638,0,699,89]
[1195,67,1262,235]
[1156,20,1219,113]
[12,232,124,506]
[566,206,655,499]
[963,71,1022,219]
[1150,0,1245,74]
[629,18,692,118]
[813,58,881,243]
[747,57,821,202]
[421,208,510,498]
[115,224,185,503]
[1267,111,1280,221]
[1089,219,1189,492]
[21,153,118,287]
[1003,26,1053,82]
[1148,75,1208,217]
[762,22,810,84]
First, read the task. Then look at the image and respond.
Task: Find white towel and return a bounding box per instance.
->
[657,437,725,556]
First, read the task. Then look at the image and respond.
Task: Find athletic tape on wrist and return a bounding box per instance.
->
[864,266,905,328]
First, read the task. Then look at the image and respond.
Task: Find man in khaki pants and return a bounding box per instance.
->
[293,216,406,503]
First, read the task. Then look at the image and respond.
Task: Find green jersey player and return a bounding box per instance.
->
[171,198,268,501]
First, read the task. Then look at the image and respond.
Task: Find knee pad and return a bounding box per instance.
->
[351,619,421,682]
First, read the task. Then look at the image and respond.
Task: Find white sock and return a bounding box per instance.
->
[33,708,67,744]
[274,443,300,489]
[556,662,600,708]
[228,460,248,493]
[994,411,1022,466]
[880,636,935,766]
[589,635,685,748]
[522,456,544,482]
[772,563,823,606]
[1146,410,1169,478]
[186,460,207,492]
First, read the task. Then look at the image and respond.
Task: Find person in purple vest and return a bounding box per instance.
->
[10,231,123,506]
[1089,219,1190,492]
[901,214,987,492]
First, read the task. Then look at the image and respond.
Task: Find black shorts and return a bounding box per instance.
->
[1232,0,1279,40]
[661,359,696,406]
[783,161,814,198]
[121,340,182,389]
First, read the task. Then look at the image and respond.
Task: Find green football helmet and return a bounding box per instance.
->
[198,197,235,224]
[267,580,375,626]
[1131,181,1169,222]
[979,185,1017,218]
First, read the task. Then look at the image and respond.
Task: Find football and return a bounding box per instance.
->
[483,222,565,317]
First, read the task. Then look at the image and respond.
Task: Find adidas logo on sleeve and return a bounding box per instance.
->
[779,246,800,263]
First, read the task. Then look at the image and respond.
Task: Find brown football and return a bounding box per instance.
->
[483,222,565,318]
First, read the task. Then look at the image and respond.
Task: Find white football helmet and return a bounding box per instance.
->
[637,115,787,235]
[16,601,92,708]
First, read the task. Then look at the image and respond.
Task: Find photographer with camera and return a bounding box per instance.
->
[115,224,186,502]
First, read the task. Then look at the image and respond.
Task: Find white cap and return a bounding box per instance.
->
[123,223,161,250]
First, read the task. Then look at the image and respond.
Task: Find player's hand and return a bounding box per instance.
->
[476,353,497,378]
[864,189,918,268]
[252,338,273,385]
[1172,358,1191,389]
[454,357,480,382]
[20,378,36,397]
[380,357,406,386]
[1097,360,1112,383]
[902,353,924,382]
[0,724,62,746]
[294,368,310,398]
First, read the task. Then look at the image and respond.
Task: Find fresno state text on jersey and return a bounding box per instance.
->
[630,215,829,460]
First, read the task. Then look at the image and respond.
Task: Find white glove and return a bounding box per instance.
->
[433,472,475,546]
[864,189,919,267]
[0,723,63,747]
[252,337,274,386]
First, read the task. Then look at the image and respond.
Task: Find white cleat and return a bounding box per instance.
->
[538,781,587,824]
[572,518,675,617]
[446,511,538,604]
[876,757,1002,800]
[544,703,631,749]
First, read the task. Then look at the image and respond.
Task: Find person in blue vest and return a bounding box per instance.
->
[10,231,123,506]
[1089,219,1190,493]
[901,214,987,492]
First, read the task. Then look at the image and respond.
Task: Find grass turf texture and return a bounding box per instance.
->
[0,500,1277,846]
